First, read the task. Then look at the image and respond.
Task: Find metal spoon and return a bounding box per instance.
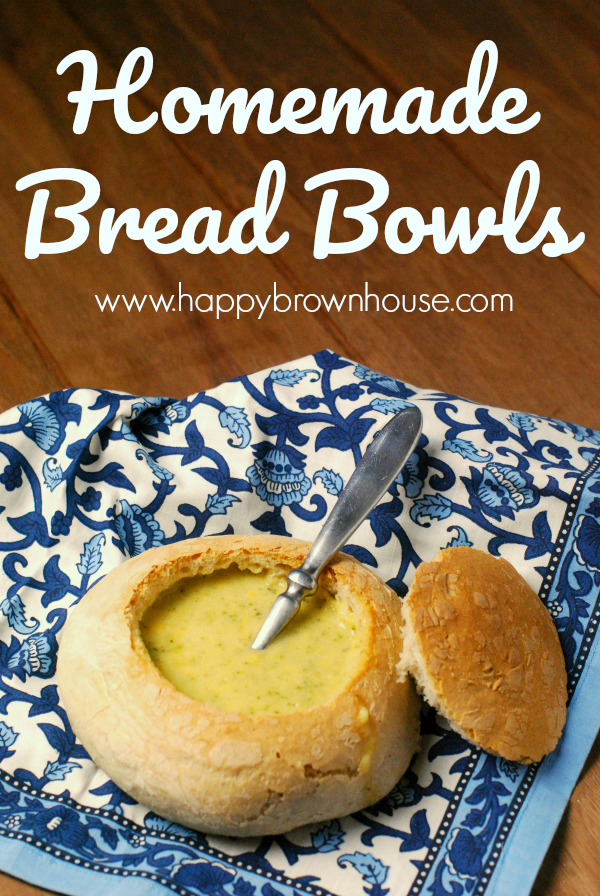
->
[252,405,423,650]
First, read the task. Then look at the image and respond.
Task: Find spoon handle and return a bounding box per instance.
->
[302,404,423,582]
[252,405,423,649]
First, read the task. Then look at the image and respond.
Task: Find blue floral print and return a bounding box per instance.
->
[0,463,22,491]
[475,463,536,515]
[30,806,91,848]
[0,353,597,896]
[7,632,57,679]
[109,499,165,556]
[246,444,311,507]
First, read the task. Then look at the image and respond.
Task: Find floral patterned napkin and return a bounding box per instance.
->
[0,350,599,896]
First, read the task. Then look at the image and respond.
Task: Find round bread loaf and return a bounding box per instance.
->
[399,546,567,763]
[57,534,420,836]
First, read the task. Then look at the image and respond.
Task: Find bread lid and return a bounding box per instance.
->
[400,547,567,763]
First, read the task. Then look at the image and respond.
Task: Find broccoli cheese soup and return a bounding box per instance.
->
[140,565,365,718]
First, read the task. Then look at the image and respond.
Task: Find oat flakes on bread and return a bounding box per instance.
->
[57,534,420,836]
[399,546,567,763]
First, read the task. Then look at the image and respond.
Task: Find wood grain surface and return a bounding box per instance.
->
[0,1,598,894]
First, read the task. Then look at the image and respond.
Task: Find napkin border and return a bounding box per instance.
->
[0,836,169,896]
[482,448,600,895]
[0,770,313,896]
[404,443,600,896]
[485,630,600,896]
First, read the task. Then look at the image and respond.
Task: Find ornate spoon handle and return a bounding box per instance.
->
[252,405,423,650]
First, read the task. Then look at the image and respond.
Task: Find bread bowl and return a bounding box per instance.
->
[399,547,567,763]
[57,534,420,836]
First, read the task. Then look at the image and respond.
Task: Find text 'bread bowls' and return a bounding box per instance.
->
[57,534,420,836]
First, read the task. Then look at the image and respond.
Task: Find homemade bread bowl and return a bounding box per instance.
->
[57,534,420,836]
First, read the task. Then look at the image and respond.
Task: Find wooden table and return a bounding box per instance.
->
[0,1,598,894]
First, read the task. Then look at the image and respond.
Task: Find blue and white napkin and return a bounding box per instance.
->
[0,350,598,896]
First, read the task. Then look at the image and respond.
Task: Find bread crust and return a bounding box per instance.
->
[400,547,567,763]
[57,534,420,835]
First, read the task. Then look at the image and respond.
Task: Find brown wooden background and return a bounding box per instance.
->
[0,1,599,894]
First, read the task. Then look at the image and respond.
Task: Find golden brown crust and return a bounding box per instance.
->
[57,534,420,835]
[401,547,567,763]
